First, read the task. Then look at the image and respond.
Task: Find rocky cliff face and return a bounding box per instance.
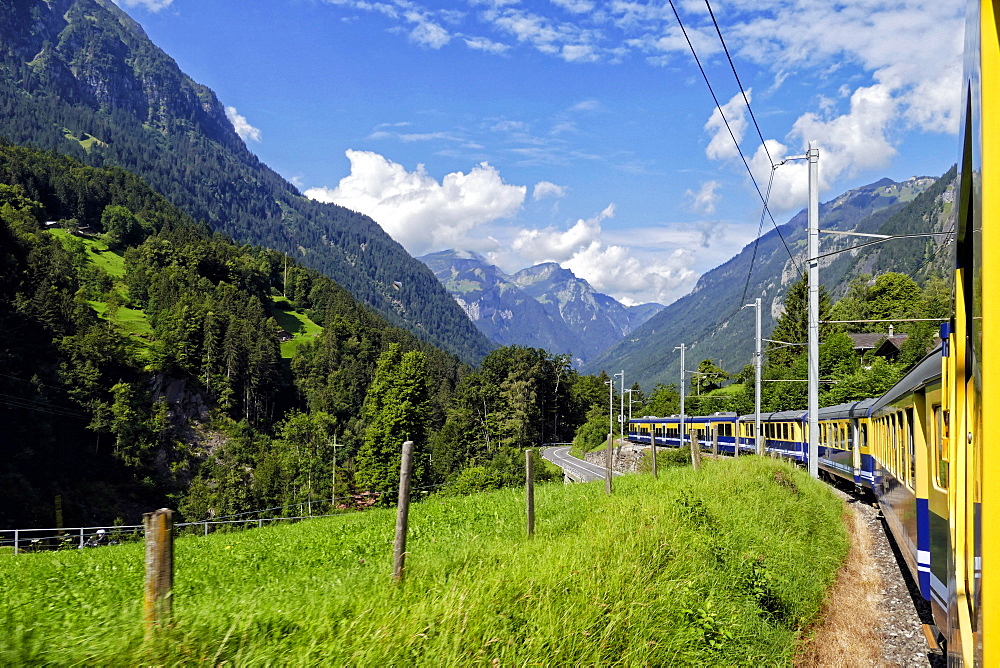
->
[420,250,662,365]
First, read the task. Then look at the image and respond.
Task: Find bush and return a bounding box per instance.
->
[440,466,502,496]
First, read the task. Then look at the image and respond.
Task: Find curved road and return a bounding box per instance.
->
[541,445,624,483]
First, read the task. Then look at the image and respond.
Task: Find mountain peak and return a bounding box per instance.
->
[0,0,494,363]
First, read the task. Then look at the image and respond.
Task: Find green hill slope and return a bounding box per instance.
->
[1,458,847,666]
[0,0,492,364]
[0,141,465,528]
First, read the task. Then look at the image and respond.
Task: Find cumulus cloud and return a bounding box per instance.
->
[564,242,696,305]
[113,0,173,11]
[704,91,750,161]
[500,205,696,304]
[225,106,262,143]
[686,180,721,215]
[305,150,526,255]
[511,205,612,262]
[745,84,899,211]
[533,181,567,200]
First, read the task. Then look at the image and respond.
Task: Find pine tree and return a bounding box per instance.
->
[355,344,430,494]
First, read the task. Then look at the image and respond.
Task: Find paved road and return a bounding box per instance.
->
[541,445,624,482]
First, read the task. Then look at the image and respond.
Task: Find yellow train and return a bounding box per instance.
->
[631,3,998,661]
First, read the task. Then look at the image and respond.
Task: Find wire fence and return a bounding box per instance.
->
[0,463,542,555]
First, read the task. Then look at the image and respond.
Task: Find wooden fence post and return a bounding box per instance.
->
[711,427,719,456]
[605,433,613,495]
[691,431,701,471]
[143,508,174,637]
[525,450,535,537]
[651,432,658,479]
[393,441,415,582]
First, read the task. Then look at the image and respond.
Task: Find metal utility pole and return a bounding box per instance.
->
[742,298,763,456]
[617,370,625,443]
[807,142,820,479]
[777,143,820,478]
[673,344,686,448]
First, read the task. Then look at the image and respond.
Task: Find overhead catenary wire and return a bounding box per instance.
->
[703,0,775,168]
[666,0,801,277]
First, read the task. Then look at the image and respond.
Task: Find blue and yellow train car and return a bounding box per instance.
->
[736,410,807,461]
[815,398,876,489]
[868,352,945,628]
[628,413,738,453]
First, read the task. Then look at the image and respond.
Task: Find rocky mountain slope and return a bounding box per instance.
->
[585,171,955,387]
[420,250,661,364]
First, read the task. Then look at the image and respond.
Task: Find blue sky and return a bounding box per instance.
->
[114,0,963,306]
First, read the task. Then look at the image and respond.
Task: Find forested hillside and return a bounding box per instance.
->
[0,143,606,529]
[0,0,493,364]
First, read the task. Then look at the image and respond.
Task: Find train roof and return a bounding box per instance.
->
[737,409,808,422]
[869,347,943,413]
[629,413,736,423]
[816,398,878,420]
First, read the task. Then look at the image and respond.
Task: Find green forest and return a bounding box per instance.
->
[0,0,493,364]
[0,143,608,528]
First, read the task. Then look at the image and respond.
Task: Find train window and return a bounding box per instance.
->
[906,408,916,489]
[890,414,898,476]
[934,407,950,489]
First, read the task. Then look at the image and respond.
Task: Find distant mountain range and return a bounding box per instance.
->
[419,250,662,365]
[0,0,493,363]
[585,171,956,388]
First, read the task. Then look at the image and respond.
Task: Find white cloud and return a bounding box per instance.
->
[564,242,696,305]
[704,90,751,161]
[113,0,173,11]
[686,180,721,215]
[748,84,899,211]
[511,205,612,262]
[533,181,567,200]
[570,99,601,112]
[463,36,510,54]
[501,204,696,304]
[225,106,262,143]
[409,18,451,48]
[305,150,526,256]
[551,0,595,14]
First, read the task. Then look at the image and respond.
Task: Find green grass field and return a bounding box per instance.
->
[270,296,323,358]
[49,228,125,278]
[0,458,847,665]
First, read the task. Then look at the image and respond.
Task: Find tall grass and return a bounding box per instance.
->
[0,457,846,665]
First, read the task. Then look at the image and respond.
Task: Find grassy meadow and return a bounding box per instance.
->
[269,296,323,358]
[0,457,847,665]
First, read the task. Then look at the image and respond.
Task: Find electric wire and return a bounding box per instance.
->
[739,166,776,307]
[703,0,775,168]
[666,0,801,275]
